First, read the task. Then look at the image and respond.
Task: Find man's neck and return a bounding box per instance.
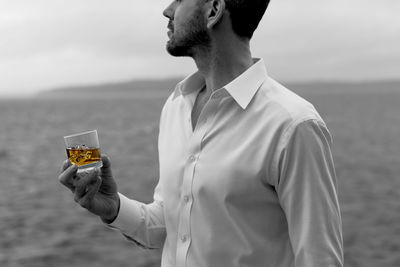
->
[193,36,254,94]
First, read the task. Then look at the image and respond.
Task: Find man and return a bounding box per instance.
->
[59,0,344,266]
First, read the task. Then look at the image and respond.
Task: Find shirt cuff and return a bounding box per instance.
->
[105,192,144,235]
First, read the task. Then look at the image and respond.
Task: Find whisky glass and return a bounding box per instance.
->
[64,130,103,171]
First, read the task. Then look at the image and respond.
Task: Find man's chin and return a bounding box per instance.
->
[166,42,191,57]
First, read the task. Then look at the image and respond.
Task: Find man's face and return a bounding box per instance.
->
[163,0,210,57]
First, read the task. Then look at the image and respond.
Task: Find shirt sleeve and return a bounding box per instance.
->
[105,182,166,249]
[104,95,172,249]
[275,119,344,267]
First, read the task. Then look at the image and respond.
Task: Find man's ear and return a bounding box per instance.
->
[206,0,226,29]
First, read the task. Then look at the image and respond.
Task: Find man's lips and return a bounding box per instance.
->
[167,22,174,38]
[167,21,174,32]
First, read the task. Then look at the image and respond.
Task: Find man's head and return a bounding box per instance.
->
[163,0,270,57]
[163,0,211,57]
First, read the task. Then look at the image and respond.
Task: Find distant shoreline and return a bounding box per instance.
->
[1,79,399,100]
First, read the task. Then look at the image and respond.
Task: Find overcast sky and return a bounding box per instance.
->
[0,0,399,97]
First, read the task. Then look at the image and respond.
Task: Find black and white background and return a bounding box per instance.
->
[0,1,399,266]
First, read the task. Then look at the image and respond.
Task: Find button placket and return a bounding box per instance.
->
[176,95,222,266]
[176,142,199,266]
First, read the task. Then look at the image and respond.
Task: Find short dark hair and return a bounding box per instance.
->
[225,0,271,39]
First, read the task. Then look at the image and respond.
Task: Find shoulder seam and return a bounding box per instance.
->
[257,84,294,120]
[270,116,324,186]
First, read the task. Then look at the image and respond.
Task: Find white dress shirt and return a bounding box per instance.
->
[107,59,344,267]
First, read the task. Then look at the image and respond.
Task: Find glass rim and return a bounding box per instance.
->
[64,129,98,139]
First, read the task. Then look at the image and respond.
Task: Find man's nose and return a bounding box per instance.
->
[163,2,175,19]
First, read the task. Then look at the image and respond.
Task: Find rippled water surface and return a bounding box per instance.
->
[1,86,400,267]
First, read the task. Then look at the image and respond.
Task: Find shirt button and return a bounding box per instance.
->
[181,235,188,242]
[183,195,190,203]
[189,155,196,162]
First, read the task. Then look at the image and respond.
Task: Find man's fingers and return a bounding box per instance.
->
[58,164,78,192]
[101,154,111,168]
[60,159,72,173]
[100,154,113,178]
[79,177,102,209]
[74,168,100,201]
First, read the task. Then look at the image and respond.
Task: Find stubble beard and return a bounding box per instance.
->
[166,8,210,57]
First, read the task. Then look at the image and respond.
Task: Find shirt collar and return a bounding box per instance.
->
[172,71,205,100]
[173,58,268,109]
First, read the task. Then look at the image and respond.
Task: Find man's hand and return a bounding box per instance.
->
[58,155,120,223]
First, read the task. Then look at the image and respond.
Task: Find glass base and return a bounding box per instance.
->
[76,161,103,173]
